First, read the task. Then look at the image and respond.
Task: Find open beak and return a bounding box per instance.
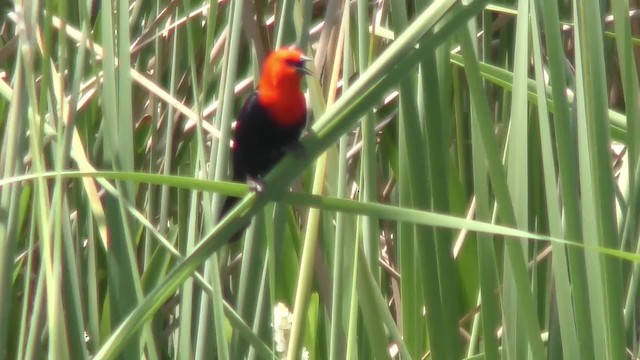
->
[296,55,313,75]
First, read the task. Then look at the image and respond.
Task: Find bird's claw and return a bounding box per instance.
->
[247,177,266,193]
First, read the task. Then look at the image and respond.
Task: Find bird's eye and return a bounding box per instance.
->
[285,58,305,69]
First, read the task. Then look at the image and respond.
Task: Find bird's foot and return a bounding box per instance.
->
[247,177,266,193]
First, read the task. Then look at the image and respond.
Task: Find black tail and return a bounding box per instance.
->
[220,195,239,220]
[218,195,248,243]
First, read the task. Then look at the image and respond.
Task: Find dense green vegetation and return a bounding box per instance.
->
[1,0,639,359]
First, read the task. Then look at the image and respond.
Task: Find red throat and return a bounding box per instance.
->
[257,87,306,127]
[257,49,308,127]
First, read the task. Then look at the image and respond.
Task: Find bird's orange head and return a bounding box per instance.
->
[258,48,311,127]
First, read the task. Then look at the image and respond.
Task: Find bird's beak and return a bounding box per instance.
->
[297,55,313,75]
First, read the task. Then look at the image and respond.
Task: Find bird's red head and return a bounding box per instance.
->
[258,48,311,127]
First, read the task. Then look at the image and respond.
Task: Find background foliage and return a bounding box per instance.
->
[1,0,640,359]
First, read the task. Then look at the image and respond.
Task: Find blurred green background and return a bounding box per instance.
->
[1,0,640,359]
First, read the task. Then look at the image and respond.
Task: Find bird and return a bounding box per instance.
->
[219,47,311,240]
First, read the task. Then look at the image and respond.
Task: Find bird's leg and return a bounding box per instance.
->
[247,177,266,193]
